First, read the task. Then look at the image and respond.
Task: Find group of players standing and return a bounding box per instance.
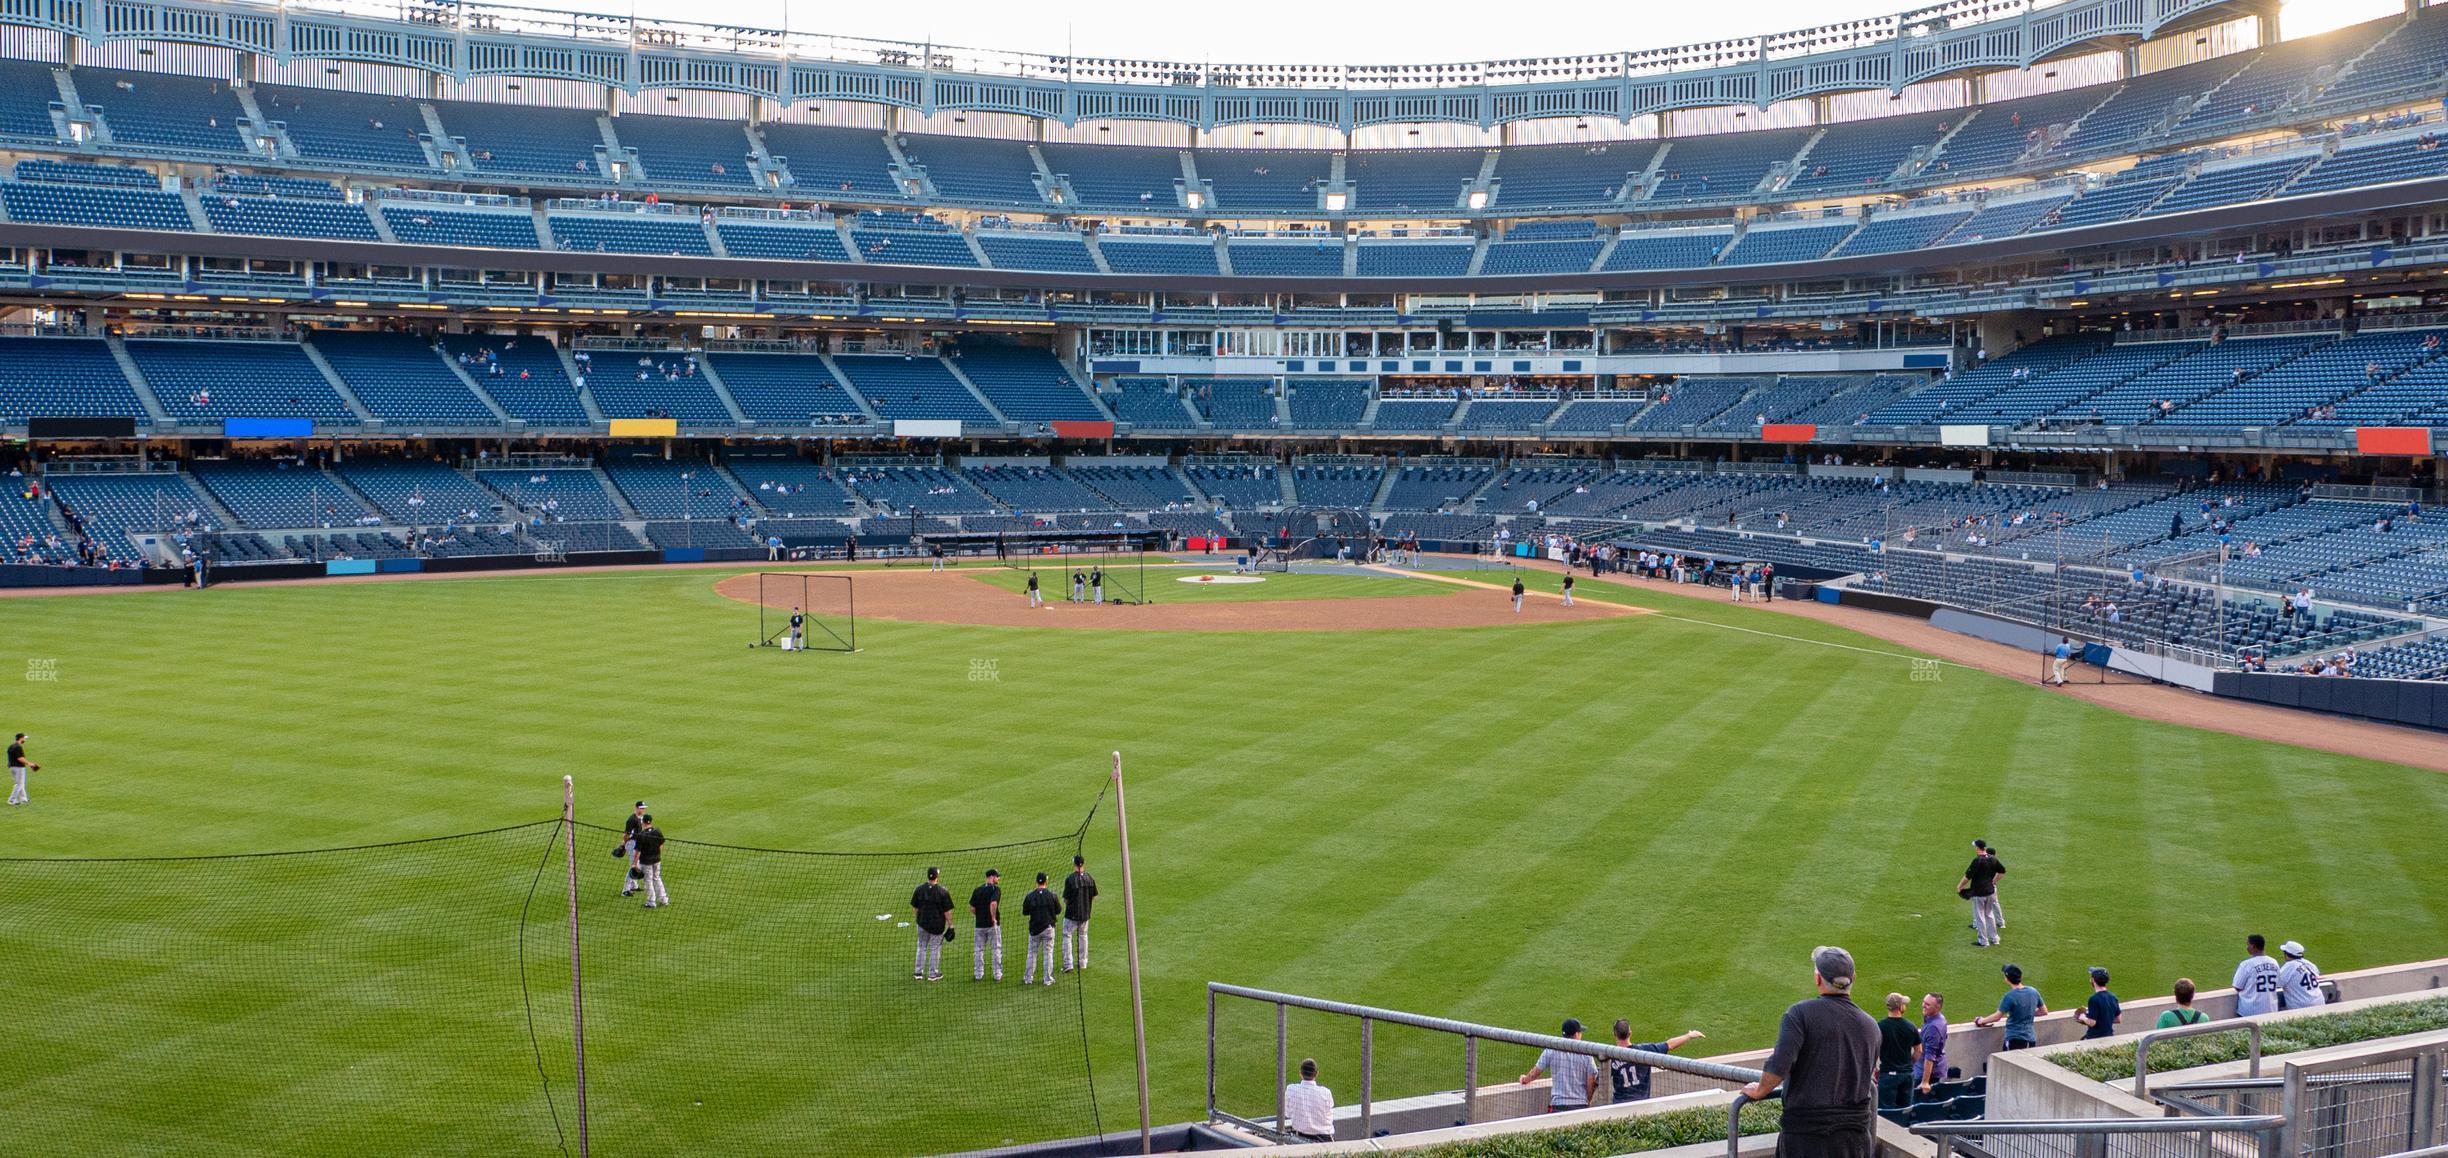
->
[909,856,1100,985]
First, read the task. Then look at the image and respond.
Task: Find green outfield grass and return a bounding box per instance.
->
[962,566,1457,603]
[4,564,2446,1154]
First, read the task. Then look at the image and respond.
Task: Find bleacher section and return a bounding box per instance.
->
[74,67,246,153]
[950,346,1100,422]
[253,84,434,170]
[129,340,357,423]
[703,353,867,427]
[550,212,714,256]
[0,337,150,423]
[613,115,758,188]
[831,355,994,423]
[440,334,589,426]
[432,100,606,180]
[1198,150,1331,213]
[1344,149,1482,212]
[761,124,898,198]
[309,331,499,426]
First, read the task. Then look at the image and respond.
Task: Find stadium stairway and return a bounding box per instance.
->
[689,357,754,426]
[295,342,380,425]
[103,336,172,424]
[1367,467,1400,514]
[553,345,610,425]
[814,352,876,416]
[939,358,1014,428]
[590,461,644,521]
[433,345,515,424]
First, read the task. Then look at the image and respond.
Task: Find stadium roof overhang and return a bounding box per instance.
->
[2,0,2273,130]
[1,172,2431,304]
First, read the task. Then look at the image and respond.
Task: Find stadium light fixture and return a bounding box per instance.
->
[1324,192,1348,211]
[1467,190,1491,209]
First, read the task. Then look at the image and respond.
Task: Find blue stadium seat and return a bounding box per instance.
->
[976,230,1098,273]
[381,205,540,249]
[760,123,899,198]
[612,114,759,188]
[1285,379,1371,428]
[846,213,979,268]
[0,337,150,423]
[1105,378,1199,429]
[1228,238,1344,277]
[1832,211,1971,258]
[74,67,246,153]
[334,459,504,522]
[1037,142,1184,211]
[1717,223,1851,266]
[1604,228,1732,271]
[440,335,589,426]
[201,193,380,241]
[253,84,435,170]
[714,219,851,261]
[1344,149,1483,213]
[1646,129,1812,203]
[430,100,606,180]
[0,181,191,231]
[589,353,734,427]
[704,353,869,428]
[831,355,995,423]
[0,60,64,142]
[902,134,1045,205]
[1784,114,1952,195]
[949,346,1101,422]
[550,212,713,256]
[474,468,626,520]
[1354,239,1475,277]
[603,455,747,518]
[1098,236,1220,275]
[1492,141,1651,209]
[309,331,499,426]
[128,340,357,423]
[190,460,374,528]
[1197,149,1331,213]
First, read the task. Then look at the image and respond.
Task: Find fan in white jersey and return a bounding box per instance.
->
[2276,941,2327,1010]
[2233,934,2283,1018]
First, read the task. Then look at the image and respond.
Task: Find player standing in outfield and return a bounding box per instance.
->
[633,814,670,909]
[1070,569,1085,604]
[2277,941,2326,1009]
[1061,854,1098,972]
[930,541,946,572]
[788,607,805,651]
[969,869,1003,982]
[1511,576,1526,613]
[7,732,36,806]
[1561,574,1575,607]
[619,800,648,897]
[1022,871,1063,986]
[910,866,954,981]
[2234,935,2283,1016]
[1090,566,1104,606]
[1027,572,1043,607]
[1959,841,2006,948]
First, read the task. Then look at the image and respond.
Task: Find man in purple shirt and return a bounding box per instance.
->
[1916,993,1949,1098]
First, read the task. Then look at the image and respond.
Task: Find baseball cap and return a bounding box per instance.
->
[2088,967,2111,985]
[634,800,646,808]
[1560,1018,1583,1036]
[2280,940,2306,958]
[2002,963,2023,983]
[1813,946,1856,991]
[1036,871,1049,884]
[985,868,1000,879]
[926,866,939,880]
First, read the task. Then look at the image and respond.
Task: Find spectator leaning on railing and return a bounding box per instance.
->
[1744,946,1881,1158]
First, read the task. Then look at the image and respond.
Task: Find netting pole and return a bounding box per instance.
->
[1112,751,1152,1154]
[563,775,590,1158]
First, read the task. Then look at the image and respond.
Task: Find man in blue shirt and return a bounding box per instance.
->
[2076,967,2120,1039]
[2049,639,2073,686]
[1973,963,2048,1049]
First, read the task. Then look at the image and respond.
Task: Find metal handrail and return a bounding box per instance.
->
[1914,1114,2286,1158]
[2131,1013,2264,1096]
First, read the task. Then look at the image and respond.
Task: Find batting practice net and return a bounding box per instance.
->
[0,789,1110,1156]
[753,571,856,651]
[999,539,1152,605]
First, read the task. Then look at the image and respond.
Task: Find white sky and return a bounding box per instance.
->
[625,0,2401,65]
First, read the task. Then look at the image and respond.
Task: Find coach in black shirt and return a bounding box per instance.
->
[910,867,954,982]
[632,816,669,909]
[1744,946,1879,1158]
[1061,854,1098,972]
[1022,872,1063,985]
[968,869,1004,983]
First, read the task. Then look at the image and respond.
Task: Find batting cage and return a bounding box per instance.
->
[996,533,1161,605]
[753,572,856,651]
[0,783,1114,1156]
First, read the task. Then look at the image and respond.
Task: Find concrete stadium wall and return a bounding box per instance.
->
[1223,1086,1931,1158]
[2215,672,2448,732]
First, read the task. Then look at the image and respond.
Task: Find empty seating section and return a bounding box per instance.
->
[1185,465,1279,508]
[475,468,624,519]
[216,175,343,199]
[309,331,497,425]
[1865,335,2102,424]
[201,193,380,240]
[2287,134,2448,196]
[967,466,1114,513]
[1,182,190,230]
[1784,375,1929,426]
[17,159,154,187]
[1070,465,1193,509]
[603,457,742,517]
[1372,397,1457,431]
[1945,340,2198,425]
[831,355,994,423]
[847,214,978,267]
[550,213,713,256]
[130,340,356,423]
[1491,142,1648,209]
[253,84,433,169]
[75,68,245,153]
[2075,337,2313,425]
[703,353,867,426]
[1545,399,1648,433]
[1458,399,1558,431]
[2147,156,2312,216]
[335,459,502,521]
[0,338,148,422]
[433,100,603,179]
[1646,129,1810,202]
[2044,170,2180,230]
[2170,328,2437,427]
[1717,224,1851,266]
[977,231,1098,273]
[47,472,219,560]
[2304,334,2448,427]
[381,205,539,249]
[2316,11,2448,108]
[0,60,60,140]
[1198,150,1330,213]
[1285,379,1370,428]
[1627,379,1752,430]
[589,354,732,426]
[1227,239,1344,277]
[1939,195,2071,244]
[1382,466,1492,510]
[1604,229,1731,271]
[1354,240,1474,277]
[712,220,850,261]
[902,135,1043,205]
[439,334,589,426]
[1098,237,1220,275]
[951,347,1100,421]
[2062,55,2251,157]
[612,115,757,188]
[1106,378,1198,428]
[1193,379,1278,429]
[1832,211,1970,257]
[761,124,897,198]
[2178,21,2394,135]
[1931,90,2106,175]
[1700,376,1854,430]
[1785,115,1950,193]
[1344,149,1482,211]
[842,467,996,514]
[723,454,857,515]
[1478,237,1601,275]
[1290,466,1382,507]
[191,461,373,527]
[641,520,758,549]
[1037,143,1183,210]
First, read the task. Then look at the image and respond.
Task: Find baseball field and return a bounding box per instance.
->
[5,559,2444,1155]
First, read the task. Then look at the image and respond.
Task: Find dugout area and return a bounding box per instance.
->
[752,572,857,651]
